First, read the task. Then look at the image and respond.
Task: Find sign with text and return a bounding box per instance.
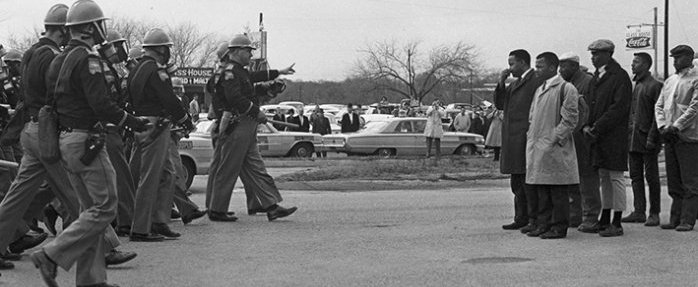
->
[248,31,267,60]
[172,67,213,86]
[625,26,653,50]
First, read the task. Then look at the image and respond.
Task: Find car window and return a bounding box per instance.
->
[257,124,272,134]
[413,120,426,133]
[393,121,413,133]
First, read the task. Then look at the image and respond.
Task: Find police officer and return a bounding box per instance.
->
[29,1,149,286]
[204,41,230,209]
[128,28,193,241]
[100,29,137,236]
[208,34,297,222]
[1,49,23,109]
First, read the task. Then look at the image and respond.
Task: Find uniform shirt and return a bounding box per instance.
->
[127,55,187,123]
[214,61,279,118]
[22,37,60,117]
[656,65,698,141]
[46,39,129,128]
[208,64,227,120]
[104,61,127,109]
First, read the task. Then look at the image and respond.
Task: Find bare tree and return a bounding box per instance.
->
[355,40,478,104]
[5,28,41,52]
[192,36,224,68]
[110,15,151,49]
[166,21,213,67]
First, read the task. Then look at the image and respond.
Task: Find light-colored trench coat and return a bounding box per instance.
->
[525,75,580,185]
[424,106,445,138]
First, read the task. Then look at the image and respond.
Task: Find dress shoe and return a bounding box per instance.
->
[526,228,548,237]
[9,233,48,254]
[0,258,13,270]
[599,225,623,237]
[209,211,238,222]
[105,250,137,266]
[30,250,58,287]
[151,223,180,238]
[540,229,566,239]
[129,233,165,242]
[644,214,660,227]
[43,205,59,236]
[171,209,181,219]
[267,205,298,221]
[621,212,646,223]
[520,223,537,234]
[1,249,22,261]
[115,226,131,237]
[675,223,694,232]
[182,209,207,225]
[248,207,271,215]
[660,222,679,230]
[577,222,602,233]
[568,221,581,228]
[502,221,527,230]
[77,283,121,287]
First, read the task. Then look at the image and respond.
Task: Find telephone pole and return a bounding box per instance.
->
[664,0,669,79]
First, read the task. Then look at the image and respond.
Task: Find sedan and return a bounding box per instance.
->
[322,117,485,157]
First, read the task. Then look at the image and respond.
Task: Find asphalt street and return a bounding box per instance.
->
[2,169,697,287]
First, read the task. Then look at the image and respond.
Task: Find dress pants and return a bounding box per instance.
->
[599,168,626,211]
[570,131,601,224]
[169,136,199,217]
[510,173,533,224]
[43,130,117,286]
[664,141,698,226]
[131,118,175,235]
[534,184,570,231]
[205,120,219,209]
[628,151,661,215]
[209,117,282,213]
[106,129,135,227]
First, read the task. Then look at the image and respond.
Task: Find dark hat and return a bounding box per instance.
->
[670,45,695,57]
[588,39,615,52]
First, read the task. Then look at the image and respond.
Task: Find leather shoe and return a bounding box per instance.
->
[502,221,527,230]
[599,225,623,237]
[115,226,131,237]
[9,233,48,254]
[170,209,181,219]
[248,207,271,215]
[539,229,566,239]
[30,250,58,287]
[644,214,660,227]
[105,249,137,266]
[182,209,207,225]
[675,223,694,232]
[1,249,22,261]
[526,228,548,237]
[151,223,180,238]
[621,212,646,223]
[0,258,13,270]
[520,223,536,234]
[209,211,238,222]
[661,222,679,230]
[577,222,602,233]
[43,205,59,236]
[267,205,298,221]
[129,233,165,242]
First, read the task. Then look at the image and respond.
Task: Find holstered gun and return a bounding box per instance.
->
[80,122,106,165]
[143,118,170,146]
[218,111,240,135]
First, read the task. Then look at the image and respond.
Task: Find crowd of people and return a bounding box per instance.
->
[497,39,698,240]
[0,1,298,286]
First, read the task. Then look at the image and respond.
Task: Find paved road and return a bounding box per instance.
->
[3,171,697,286]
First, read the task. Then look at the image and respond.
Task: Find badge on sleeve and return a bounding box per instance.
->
[158,70,169,82]
[88,58,102,75]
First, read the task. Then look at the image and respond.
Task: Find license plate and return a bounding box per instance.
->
[178,141,193,149]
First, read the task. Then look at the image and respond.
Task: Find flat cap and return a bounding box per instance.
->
[559,52,580,63]
[670,45,694,57]
[588,39,615,52]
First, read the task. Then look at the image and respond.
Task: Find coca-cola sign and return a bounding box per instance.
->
[625,26,653,50]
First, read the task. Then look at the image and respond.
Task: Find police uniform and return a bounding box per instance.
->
[208,61,287,217]
[128,54,189,238]
[42,38,144,286]
[204,67,221,209]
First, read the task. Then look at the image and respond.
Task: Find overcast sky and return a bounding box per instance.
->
[1,0,696,81]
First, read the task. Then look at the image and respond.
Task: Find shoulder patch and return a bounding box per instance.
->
[224,71,235,80]
[158,70,169,81]
[88,57,102,75]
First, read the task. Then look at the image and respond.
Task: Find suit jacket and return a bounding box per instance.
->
[312,115,331,135]
[629,72,662,153]
[287,115,310,132]
[493,68,542,174]
[341,113,360,133]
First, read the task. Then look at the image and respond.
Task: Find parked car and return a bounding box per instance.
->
[322,117,485,158]
[278,101,305,115]
[260,104,299,121]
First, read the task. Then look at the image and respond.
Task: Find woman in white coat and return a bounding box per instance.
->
[425,100,446,161]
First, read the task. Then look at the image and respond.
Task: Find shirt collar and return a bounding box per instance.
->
[520,68,533,80]
[677,65,694,76]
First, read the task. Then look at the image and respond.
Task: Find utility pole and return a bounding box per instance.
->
[653,7,658,77]
[664,0,669,79]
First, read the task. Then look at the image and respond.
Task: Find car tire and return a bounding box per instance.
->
[181,156,196,190]
[377,148,395,158]
[455,144,475,156]
[290,143,314,158]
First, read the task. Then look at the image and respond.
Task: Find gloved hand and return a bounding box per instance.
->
[182,118,195,133]
[661,126,680,144]
[125,116,150,133]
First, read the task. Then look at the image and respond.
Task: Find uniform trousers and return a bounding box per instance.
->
[0,144,17,198]
[131,118,175,234]
[169,135,199,217]
[205,121,219,209]
[598,168,626,211]
[628,151,661,215]
[106,129,135,227]
[664,141,698,226]
[533,184,570,231]
[209,117,282,213]
[42,130,117,286]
